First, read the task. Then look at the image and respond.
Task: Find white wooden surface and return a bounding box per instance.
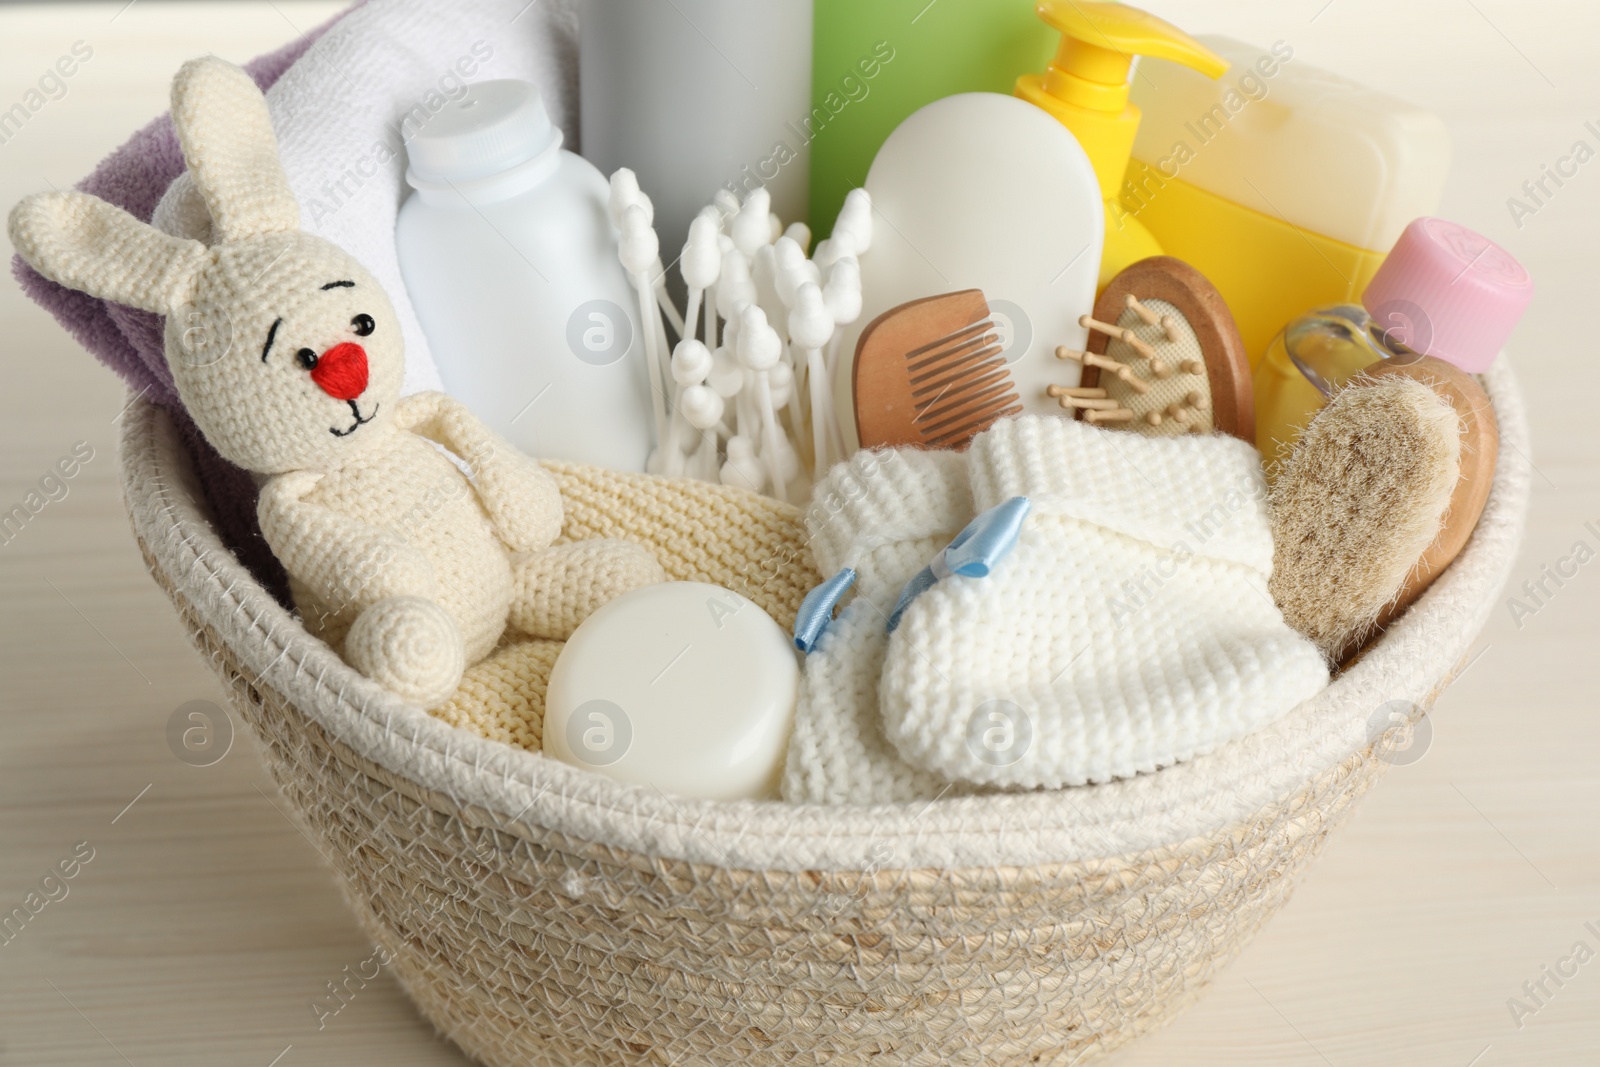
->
[1,3,1596,1064]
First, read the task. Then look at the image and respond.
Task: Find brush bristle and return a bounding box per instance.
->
[1268,377,1462,660]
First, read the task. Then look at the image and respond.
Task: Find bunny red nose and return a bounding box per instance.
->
[310,342,369,400]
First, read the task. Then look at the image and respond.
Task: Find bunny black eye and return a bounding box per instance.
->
[296,348,319,370]
[351,313,375,337]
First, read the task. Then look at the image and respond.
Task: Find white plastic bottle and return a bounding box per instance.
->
[397,79,652,471]
[840,92,1103,430]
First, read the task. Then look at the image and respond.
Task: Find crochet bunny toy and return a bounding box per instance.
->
[9,57,664,707]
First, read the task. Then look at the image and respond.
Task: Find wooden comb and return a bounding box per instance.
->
[852,289,1024,451]
[1053,257,1253,443]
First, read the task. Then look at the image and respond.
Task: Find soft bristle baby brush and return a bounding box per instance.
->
[1269,374,1462,662]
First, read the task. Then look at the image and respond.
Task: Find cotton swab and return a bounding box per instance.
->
[822,255,862,347]
[607,170,867,499]
[834,188,874,256]
[708,343,744,407]
[737,305,789,502]
[607,168,646,230]
[721,435,764,492]
[619,205,667,464]
[768,358,795,413]
[653,259,687,337]
[789,281,836,475]
[811,236,844,275]
[679,384,725,480]
[607,169,685,339]
[821,255,862,460]
[773,236,818,309]
[671,338,713,391]
[731,186,772,258]
[610,174,681,401]
[665,339,714,476]
[681,212,722,346]
[708,231,735,349]
[751,244,782,330]
[813,187,872,283]
[784,221,812,255]
[713,187,741,227]
[717,246,756,320]
[771,236,815,434]
[765,359,804,499]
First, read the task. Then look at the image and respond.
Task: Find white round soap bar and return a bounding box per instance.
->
[543,582,800,801]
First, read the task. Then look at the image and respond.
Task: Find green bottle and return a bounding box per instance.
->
[808,0,1057,236]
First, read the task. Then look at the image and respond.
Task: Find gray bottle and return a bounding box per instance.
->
[579,0,813,287]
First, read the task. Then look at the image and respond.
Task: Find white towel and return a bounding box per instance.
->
[154,0,582,395]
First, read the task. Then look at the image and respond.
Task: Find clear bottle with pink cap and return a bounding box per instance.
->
[1253,217,1532,463]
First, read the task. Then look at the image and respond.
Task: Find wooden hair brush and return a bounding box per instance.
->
[1051,257,1253,442]
[852,289,1024,451]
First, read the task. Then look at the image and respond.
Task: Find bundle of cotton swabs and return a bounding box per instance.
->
[609,170,871,504]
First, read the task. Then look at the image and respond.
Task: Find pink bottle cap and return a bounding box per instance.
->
[1360,217,1532,374]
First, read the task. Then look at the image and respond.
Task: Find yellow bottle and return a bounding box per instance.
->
[1253,305,1392,468]
[1014,0,1227,289]
[1254,218,1532,470]
[1122,38,1452,369]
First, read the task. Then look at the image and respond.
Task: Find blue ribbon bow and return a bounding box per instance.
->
[886,496,1032,634]
[792,567,857,654]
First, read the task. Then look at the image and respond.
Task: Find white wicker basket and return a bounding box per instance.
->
[120,361,1529,1066]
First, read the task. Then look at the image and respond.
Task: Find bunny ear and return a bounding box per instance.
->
[170,56,299,241]
[9,191,209,315]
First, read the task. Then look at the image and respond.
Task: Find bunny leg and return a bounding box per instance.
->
[509,540,665,640]
[343,596,466,708]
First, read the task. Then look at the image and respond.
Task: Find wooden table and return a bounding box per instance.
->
[1,2,1596,1064]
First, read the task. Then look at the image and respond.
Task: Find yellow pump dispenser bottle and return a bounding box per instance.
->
[1015,0,1227,289]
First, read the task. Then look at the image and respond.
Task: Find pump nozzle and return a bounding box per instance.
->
[1016,0,1227,286]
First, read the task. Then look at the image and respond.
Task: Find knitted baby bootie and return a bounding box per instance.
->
[879,416,1329,789]
[780,448,975,805]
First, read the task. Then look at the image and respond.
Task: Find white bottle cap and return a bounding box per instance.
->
[404,79,562,187]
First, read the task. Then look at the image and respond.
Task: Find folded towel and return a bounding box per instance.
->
[152,0,583,396]
[16,0,583,399]
[11,12,340,406]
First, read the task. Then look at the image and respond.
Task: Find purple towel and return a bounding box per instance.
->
[12,8,355,603]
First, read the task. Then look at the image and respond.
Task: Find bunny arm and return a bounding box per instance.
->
[258,470,438,614]
[396,392,563,553]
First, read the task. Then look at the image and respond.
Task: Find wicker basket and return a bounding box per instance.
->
[121,362,1529,1066]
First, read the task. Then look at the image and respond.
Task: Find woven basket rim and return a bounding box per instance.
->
[120,362,1530,872]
